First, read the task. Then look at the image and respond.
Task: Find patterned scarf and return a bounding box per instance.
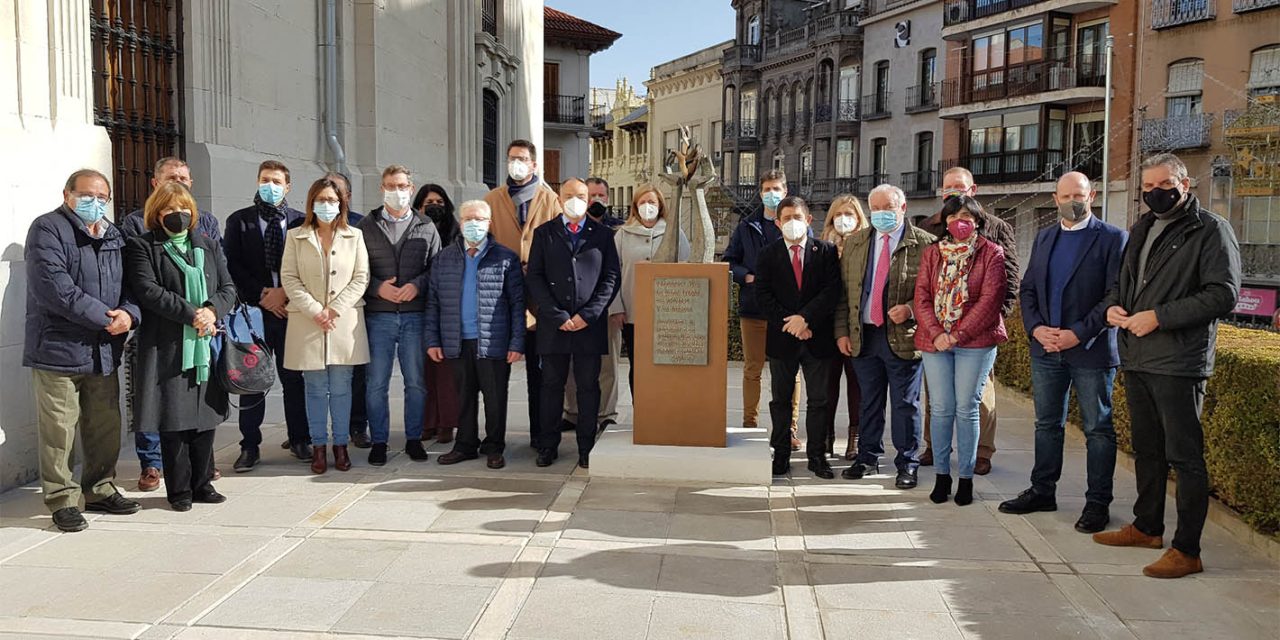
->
[255,192,287,275]
[506,175,541,226]
[933,237,976,333]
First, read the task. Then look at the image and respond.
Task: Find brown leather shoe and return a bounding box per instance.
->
[137,467,161,492]
[333,445,352,471]
[1093,523,1163,549]
[437,427,455,444]
[919,448,933,466]
[843,427,858,461]
[790,426,801,452]
[437,450,478,465]
[311,445,328,474]
[487,453,506,469]
[974,456,992,475]
[1143,548,1203,579]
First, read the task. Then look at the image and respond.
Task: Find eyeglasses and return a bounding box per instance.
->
[74,194,111,206]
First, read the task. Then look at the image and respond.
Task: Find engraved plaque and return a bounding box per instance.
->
[652,277,709,366]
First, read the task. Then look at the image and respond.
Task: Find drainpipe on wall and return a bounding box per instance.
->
[1102,34,1114,224]
[323,0,348,176]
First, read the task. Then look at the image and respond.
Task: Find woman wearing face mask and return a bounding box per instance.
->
[913,195,1007,506]
[819,194,867,459]
[281,178,371,474]
[410,183,461,443]
[608,185,691,396]
[413,183,460,247]
[124,182,239,511]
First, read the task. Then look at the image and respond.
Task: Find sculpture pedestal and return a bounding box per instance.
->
[588,425,771,485]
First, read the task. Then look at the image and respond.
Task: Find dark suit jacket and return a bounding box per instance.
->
[754,237,842,360]
[1020,215,1127,369]
[223,202,305,304]
[525,217,620,355]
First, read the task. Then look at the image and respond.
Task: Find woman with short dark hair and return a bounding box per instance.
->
[412,183,462,444]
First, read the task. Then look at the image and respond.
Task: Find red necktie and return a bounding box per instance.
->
[790,244,803,290]
[568,222,580,234]
[869,234,891,326]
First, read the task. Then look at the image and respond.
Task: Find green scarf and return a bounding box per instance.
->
[162,232,211,384]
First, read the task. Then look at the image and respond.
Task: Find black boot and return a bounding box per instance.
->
[955,478,974,506]
[930,474,952,504]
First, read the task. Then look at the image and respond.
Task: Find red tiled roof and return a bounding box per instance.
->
[545,6,621,52]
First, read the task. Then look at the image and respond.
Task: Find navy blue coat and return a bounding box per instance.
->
[424,236,525,359]
[24,206,140,375]
[525,217,620,355]
[723,211,784,319]
[121,208,223,246]
[1020,215,1127,369]
[223,200,305,304]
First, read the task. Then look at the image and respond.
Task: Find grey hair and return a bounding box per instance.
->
[1140,153,1189,181]
[868,183,906,210]
[457,199,492,219]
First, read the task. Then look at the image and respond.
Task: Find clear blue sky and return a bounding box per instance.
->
[547,1,736,93]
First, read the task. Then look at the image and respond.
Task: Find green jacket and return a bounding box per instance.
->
[834,220,936,360]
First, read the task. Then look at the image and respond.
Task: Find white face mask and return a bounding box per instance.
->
[383,189,411,213]
[833,215,857,235]
[563,197,588,220]
[638,203,659,222]
[782,219,808,242]
[508,159,531,182]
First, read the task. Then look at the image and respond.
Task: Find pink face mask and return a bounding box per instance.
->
[947,219,976,240]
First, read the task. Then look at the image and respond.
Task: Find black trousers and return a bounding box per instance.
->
[539,353,601,456]
[349,364,368,436]
[160,429,216,505]
[621,323,636,397]
[1126,371,1209,557]
[239,312,308,451]
[525,330,542,442]
[768,344,831,459]
[451,340,512,455]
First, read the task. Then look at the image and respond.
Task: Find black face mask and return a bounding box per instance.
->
[588,201,607,220]
[163,211,193,234]
[1142,186,1183,217]
[422,204,446,221]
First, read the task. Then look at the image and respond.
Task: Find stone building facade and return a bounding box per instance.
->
[589,78,650,207]
[542,6,620,190]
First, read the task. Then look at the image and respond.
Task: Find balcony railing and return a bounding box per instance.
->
[725,184,760,208]
[1234,0,1280,13]
[815,104,832,123]
[865,0,924,17]
[544,94,586,125]
[724,118,760,141]
[838,99,861,122]
[944,150,1068,185]
[1140,113,1215,151]
[855,173,888,195]
[905,83,939,113]
[943,0,1047,27]
[722,44,762,70]
[1151,0,1217,29]
[902,170,938,198]
[481,0,497,36]
[763,9,862,58]
[941,58,1104,108]
[862,92,892,120]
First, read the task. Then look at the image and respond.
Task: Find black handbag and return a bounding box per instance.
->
[217,304,276,396]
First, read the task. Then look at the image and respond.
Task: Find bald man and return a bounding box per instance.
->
[998,172,1127,535]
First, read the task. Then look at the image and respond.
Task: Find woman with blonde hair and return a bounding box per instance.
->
[607,184,690,395]
[820,194,867,459]
[124,182,238,510]
[281,177,371,474]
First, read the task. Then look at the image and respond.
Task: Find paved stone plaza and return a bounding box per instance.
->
[0,364,1276,640]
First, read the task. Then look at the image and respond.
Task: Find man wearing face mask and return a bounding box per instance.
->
[25,169,142,531]
[835,185,935,489]
[1094,154,1240,579]
[753,196,842,478]
[918,167,1018,475]
[355,165,442,466]
[484,140,563,442]
[1000,172,1127,535]
[525,178,620,469]
[223,160,310,471]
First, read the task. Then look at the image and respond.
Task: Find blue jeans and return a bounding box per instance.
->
[303,366,355,446]
[921,346,997,478]
[365,313,426,444]
[1030,354,1117,506]
[135,431,162,470]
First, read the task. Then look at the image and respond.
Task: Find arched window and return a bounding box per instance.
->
[1166,59,1204,117]
[799,147,813,191]
[482,89,499,188]
[772,148,785,171]
[1248,45,1280,97]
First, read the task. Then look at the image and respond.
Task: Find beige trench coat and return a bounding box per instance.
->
[281,224,371,371]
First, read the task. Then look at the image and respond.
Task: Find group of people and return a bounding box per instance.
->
[26,144,1239,579]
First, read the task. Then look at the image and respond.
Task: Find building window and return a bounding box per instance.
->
[1243,197,1280,244]
[1166,59,1204,116]
[836,139,854,179]
[871,138,887,178]
[1248,45,1280,97]
[919,48,936,88]
[739,152,757,185]
[482,89,499,189]
[772,149,785,171]
[1005,23,1044,67]
[747,15,761,46]
[800,147,813,191]
[872,61,890,114]
[741,90,758,136]
[839,64,859,117]
[712,121,723,159]
[763,90,773,137]
[1071,117,1105,179]
[916,132,933,173]
[481,0,498,37]
[1077,22,1109,80]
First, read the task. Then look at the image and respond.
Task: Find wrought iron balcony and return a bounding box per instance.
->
[723,119,761,142]
[763,9,862,59]
[815,104,832,123]
[902,170,938,198]
[1140,114,1214,151]
[943,150,1068,185]
[941,59,1105,108]
[905,84,939,113]
[855,174,888,195]
[838,99,861,122]
[862,93,892,120]
[1234,0,1280,12]
[722,44,762,71]
[544,95,586,125]
[1151,0,1217,29]
[943,0,1048,27]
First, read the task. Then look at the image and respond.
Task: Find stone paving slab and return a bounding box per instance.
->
[0,363,1276,639]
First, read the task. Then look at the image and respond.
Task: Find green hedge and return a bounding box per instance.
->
[995,309,1280,536]
[728,283,743,361]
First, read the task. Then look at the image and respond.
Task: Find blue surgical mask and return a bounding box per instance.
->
[870,210,900,233]
[258,182,285,206]
[73,195,108,224]
[761,191,784,211]
[462,220,490,244]
[313,202,340,223]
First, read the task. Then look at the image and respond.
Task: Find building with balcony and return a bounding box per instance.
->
[938,0,1139,261]
[857,0,946,214]
[589,78,650,205]
[721,0,866,219]
[543,6,620,189]
[1134,0,1280,322]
